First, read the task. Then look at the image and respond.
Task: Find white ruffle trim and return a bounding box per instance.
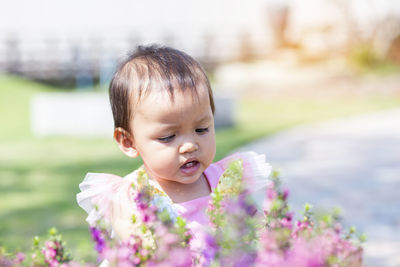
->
[237,151,272,210]
[76,172,137,227]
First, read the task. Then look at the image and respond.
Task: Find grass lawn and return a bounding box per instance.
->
[1,75,399,261]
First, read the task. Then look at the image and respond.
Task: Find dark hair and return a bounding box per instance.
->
[109,44,215,133]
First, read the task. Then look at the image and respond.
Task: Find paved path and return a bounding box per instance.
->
[238,108,400,267]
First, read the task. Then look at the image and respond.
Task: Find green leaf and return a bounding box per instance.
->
[49,227,57,236]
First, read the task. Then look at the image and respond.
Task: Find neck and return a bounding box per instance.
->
[150,173,211,203]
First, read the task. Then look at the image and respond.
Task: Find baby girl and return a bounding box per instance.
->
[77,45,271,243]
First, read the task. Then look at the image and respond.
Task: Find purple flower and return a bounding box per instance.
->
[233,252,257,267]
[90,226,106,253]
[202,233,219,263]
[238,193,258,216]
[286,212,293,221]
[282,188,289,201]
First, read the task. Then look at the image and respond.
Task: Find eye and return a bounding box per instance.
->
[158,134,175,143]
[195,128,209,134]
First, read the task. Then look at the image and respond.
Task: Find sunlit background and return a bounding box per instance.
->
[1,0,400,266]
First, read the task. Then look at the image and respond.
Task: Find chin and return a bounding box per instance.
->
[178,174,202,184]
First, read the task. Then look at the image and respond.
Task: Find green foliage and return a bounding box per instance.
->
[215,159,244,195]
[207,159,261,261]
[208,159,244,228]
[175,217,190,243]
[348,44,400,75]
[303,203,313,222]
[349,44,380,68]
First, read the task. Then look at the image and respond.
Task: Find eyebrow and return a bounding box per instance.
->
[154,114,212,132]
[196,115,213,124]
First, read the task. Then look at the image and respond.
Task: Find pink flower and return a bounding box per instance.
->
[267,185,278,200]
[15,253,25,264]
[280,217,293,229]
[48,259,59,267]
[43,247,56,261]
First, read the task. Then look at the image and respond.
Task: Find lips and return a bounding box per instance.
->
[180,159,200,175]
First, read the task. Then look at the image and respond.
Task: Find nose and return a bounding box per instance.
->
[179,141,199,154]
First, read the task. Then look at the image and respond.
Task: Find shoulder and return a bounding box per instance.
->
[206,151,272,189]
[76,171,138,226]
[213,151,272,208]
[214,151,271,179]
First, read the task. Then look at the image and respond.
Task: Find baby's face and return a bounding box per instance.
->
[130,86,216,186]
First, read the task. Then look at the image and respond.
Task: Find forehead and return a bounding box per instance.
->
[133,86,211,123]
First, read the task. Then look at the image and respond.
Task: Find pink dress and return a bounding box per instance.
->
[77,151,271,239]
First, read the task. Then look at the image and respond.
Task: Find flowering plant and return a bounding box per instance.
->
[87,160,363,266]
[3,160,364,266]
[89,184,193,267]
[255,169,364,266]
[0,228,80,267]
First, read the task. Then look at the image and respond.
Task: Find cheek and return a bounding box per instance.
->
[141,144,178,172]
[201,133,216,162]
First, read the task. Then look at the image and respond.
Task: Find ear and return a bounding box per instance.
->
[114,127,139,158]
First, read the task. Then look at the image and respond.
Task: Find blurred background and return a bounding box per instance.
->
[1,0,400,265]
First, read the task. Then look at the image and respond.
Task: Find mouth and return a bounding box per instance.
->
[180,159,200,175]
